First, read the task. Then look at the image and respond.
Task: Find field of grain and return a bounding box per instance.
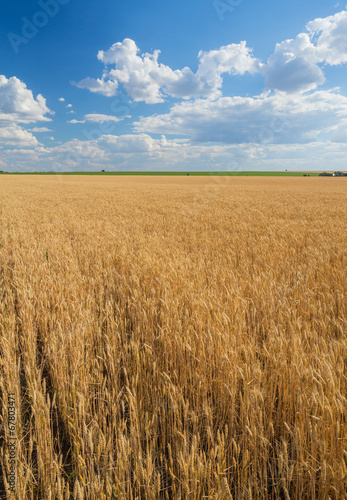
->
[0,175,346,499]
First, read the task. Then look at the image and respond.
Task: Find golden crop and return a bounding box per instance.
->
[0,175,346,499]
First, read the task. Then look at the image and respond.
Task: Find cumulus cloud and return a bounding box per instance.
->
[59,97,65,102]
[264,10,347,92]
[307,9,347,65]
[0,75,52,123]
[0,124,39,147]
[74,38,262,103]
[265,34,325,93]
[0,76,51,148]
[134,89,347,144]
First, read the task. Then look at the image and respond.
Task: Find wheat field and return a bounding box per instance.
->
[0,175,346,499]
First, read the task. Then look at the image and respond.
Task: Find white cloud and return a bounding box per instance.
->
[0,133,197,172]
[0,124,38,147]
[72,77,118,97]
[84,114,121,123]
[68,119,86,124]
[134,89,347,144]
[265,34,325,93]
[0,76,51,148]
[264,10,347,93]
[307,10,347,65]
[0,75,52,123]
[197,41,262,79]
[74,38,262,103]
[97,133,172,153]
[68,114,121,124]
[29,127,52,132]
[26,139,107,171]
[59,97,65,102]
[66,104,73,108]
[2,135,347,173]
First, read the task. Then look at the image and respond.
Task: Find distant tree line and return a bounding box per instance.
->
[319,171,347,177]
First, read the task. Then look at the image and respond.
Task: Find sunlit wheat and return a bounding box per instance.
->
[0,175,346,499]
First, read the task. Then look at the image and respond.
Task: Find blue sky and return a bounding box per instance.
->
[1,0,347,171]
